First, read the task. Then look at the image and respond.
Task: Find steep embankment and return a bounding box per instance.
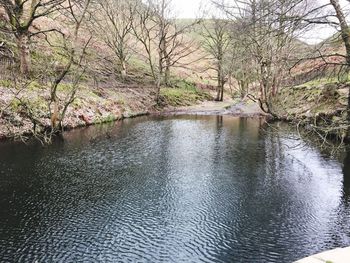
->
[275,32,349,141]
[0,11,218,140]
[272,79,349,140]
[0,81,213,139]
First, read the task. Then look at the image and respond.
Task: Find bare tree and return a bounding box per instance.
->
[214,0,309,115]
[0,0,92,143]
[132,0,201,103]
[329,0,350,65]
[149,0,201,85]
[131,2,159,89]
[292,0,350,139]
[228,38,256,98]
[92,0,137,79]
[201,18,231,101]
[328,0,350,139]
[0,0,64,75]
[48,0,92,133]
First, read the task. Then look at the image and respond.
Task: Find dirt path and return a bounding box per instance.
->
[163,99,266,117]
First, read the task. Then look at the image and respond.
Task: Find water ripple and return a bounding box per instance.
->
[0,116,349,262]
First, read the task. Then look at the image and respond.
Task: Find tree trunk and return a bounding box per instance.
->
[50,99,60,131]
[164,60,170,86]
[156,78,161,104]
[155,52,164,104]
[158,39,164,81]
[347,86,350,141]
[329,0,350,141]
[216,76,221,101]
[239,80,247,99]
[245,82,249,98]
[216,63,223,101]
[220,83,224,101]
[271,76,278,96]
[261,62,269,102]
[216,88,220,101]
[342,149,350,200]
[330,0,350,65]
[121,60,127,79]
[17,32,31,76]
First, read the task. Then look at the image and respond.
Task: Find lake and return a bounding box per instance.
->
[0,115,349,262]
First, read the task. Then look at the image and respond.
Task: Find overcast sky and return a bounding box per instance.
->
[172,0,204,19]
[172,0,349,44]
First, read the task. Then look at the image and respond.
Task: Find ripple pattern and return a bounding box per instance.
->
[0,116,349,263]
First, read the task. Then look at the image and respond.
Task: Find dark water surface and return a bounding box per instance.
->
[0,115,350,263]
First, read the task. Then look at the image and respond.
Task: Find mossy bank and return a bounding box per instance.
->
[271,78,349,141]
[0,80,212,140]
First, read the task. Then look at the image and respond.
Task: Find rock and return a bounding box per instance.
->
[79,114,91,125]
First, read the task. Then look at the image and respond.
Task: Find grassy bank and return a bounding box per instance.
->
[159,80,212,107]
[271,78,349,141]
[0,80,212,140]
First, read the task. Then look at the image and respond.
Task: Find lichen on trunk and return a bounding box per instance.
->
[17,32,31,76]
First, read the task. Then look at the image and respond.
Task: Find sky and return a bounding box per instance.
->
[172,0,205,19]
[172,0,349,45]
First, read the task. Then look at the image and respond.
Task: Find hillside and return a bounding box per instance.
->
[1,2,349,143]
[290,32,348,85]
[0,5,220,140]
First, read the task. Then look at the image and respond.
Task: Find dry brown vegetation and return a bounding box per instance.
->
[0,0,350,144]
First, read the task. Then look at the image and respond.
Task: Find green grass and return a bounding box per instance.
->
[0,79,12,88]
[72,98,83,108]
[296,75,350,89]
[171,78,197,90]
[9,98,21,111]
[28,81,43,91]
[0,79,46,90]
[56,83,73,92]
[94,114,118,124]
[160,81,211,107]
[129,57,152,74]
